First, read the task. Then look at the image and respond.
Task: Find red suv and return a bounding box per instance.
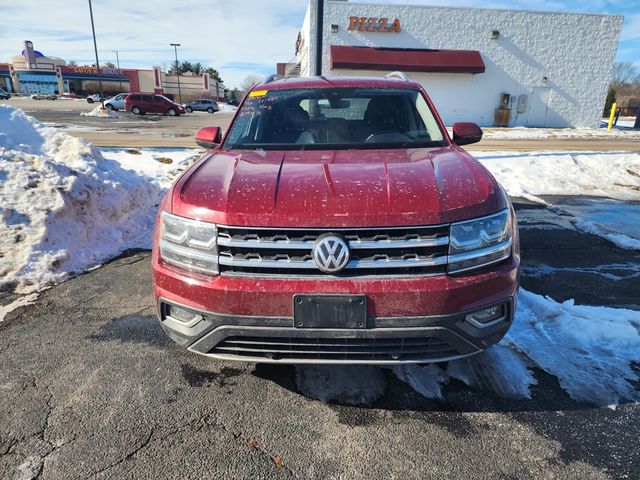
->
[124,93,185,116]
[152,74,520,364]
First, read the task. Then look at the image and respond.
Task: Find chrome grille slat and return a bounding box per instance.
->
[217,236,448,250]
[217,224,450,276]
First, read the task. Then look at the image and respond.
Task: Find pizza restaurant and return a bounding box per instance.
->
[283,0,622,128]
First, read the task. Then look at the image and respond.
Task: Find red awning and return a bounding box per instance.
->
[330,45,485,74]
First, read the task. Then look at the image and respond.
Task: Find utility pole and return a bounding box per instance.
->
[113,50,122,92]
[314,0,324,76]
[87,0,103,105]
[170,43,182,104]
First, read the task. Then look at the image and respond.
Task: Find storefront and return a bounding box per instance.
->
[288,1,622,128]
[1,40,225,101]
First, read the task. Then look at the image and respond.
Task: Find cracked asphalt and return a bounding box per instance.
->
[1,201,639,479]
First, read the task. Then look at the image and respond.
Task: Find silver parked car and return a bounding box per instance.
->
[104,93,128,111]
[185,98,219,114]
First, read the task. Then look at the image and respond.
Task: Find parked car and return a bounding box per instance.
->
[30,93,57,100]
[152,73,520,365]
[104,93,128,111]
[124,93,185,116]
[185,99,219,114]
[86,93,109,103]
[0,88,10,100]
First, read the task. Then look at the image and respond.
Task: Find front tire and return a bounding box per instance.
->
[106,104,114,111]
[185,106,193,113]
[167,108,177,116]
[207,107,214,114]
[87,98,94,104]
[132,106,142,115]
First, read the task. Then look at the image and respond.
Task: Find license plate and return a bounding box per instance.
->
[293,295,367,329]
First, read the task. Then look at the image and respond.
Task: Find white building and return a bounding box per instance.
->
[291,1,623,128]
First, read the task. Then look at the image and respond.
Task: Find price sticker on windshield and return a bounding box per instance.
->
[249,90,268,97]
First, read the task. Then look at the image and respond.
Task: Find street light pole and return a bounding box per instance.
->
[170,43,182,104]
[113,50,122,92]
[87,0,104,106]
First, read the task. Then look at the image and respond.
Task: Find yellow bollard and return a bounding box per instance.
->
[607,102,617,131]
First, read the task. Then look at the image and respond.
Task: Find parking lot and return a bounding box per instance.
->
[1,199,638,479]
[1,97,236,148]
[4,96,640,151]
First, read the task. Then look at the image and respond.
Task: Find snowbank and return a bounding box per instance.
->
[217,102,237,113]
[0,105,198,293]
[476,151,640,203]
[297,289,640,407]
[482,126,640,140]
[80,105,120,118]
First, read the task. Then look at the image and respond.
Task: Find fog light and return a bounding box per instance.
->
[168,305,202,324]
[465,305,505,328]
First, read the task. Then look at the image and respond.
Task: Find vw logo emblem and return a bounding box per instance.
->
[312,234,350,273]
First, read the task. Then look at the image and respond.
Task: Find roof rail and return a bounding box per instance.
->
[263,74,284,84]
[385,71,410,81]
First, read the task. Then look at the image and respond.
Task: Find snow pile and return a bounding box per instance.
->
[296,289,640,407]
[482,126,640,140]
[397,289,640,406]
[217,102,237,113]
[81,105,120,118]
[0,105,197,293]
[476,151,640,203]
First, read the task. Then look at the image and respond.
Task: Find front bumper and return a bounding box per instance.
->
[158,296,514,364]
[153,243,519,364]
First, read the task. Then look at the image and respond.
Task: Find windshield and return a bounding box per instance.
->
[224,87,447,150]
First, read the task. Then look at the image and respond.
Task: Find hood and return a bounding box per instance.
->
[171,147,506,227]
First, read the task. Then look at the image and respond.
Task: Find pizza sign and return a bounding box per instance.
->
[347,17,401,33]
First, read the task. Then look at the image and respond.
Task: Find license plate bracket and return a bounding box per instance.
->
[293,295,367,329]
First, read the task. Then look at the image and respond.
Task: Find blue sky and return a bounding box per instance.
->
[0,0,638,88]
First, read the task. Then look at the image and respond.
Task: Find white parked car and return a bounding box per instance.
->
[86,93,108,103]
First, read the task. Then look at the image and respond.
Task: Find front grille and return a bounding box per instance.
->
[209,334,461,361]
[217,225,449,276]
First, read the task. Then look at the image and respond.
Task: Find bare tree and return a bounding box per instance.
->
[611,62,639,89]
[240,74,263,92]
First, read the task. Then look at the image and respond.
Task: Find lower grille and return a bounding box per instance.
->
[209,334,461,361]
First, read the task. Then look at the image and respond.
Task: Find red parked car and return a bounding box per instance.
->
[152,73,520,364]
[124,93,185,116]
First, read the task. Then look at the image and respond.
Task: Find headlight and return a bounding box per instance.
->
[159,212,218,275]
[448,209,512,274]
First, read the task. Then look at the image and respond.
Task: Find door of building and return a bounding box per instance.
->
[528,87,551,127]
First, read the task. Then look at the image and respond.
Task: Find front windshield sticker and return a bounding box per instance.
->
[249,90,268,97]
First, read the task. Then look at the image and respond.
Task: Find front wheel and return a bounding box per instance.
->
[185,106,193,113]
[132,106,141,115]
[87,98,94,103]
[207,107,214,114]
[167,108,177,116]
[106,104,114,111]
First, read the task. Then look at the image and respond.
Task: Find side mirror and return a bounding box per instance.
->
[195,126,222,149]
[451,122,483,146]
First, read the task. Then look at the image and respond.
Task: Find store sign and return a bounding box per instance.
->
[347,17,401,33]
[71,66,122,76]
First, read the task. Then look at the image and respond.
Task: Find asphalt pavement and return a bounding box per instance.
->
[1,201,638,479]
